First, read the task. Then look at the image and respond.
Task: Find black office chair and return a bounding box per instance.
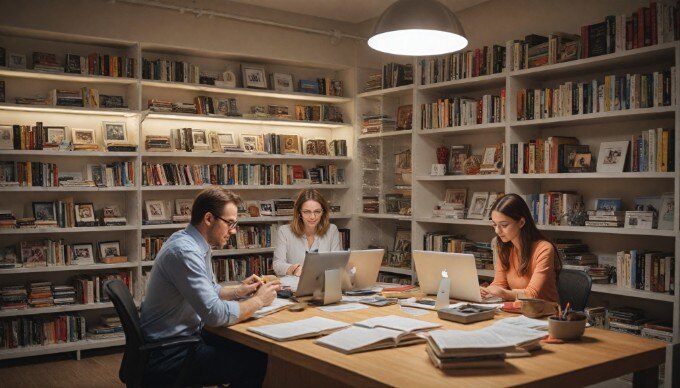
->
[557,269,592,311]
[104,280,200,388]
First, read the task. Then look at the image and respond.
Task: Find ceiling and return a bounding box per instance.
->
[225,0,490,24]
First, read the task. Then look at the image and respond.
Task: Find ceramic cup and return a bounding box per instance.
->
[519,298,546,318]
[548,316,586,340]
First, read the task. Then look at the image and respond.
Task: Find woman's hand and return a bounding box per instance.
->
[483,285,514,301]
[293,265,302,276]
[286,263,301,276]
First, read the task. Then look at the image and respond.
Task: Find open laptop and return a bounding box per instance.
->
[294,251,350,297]
[343,249,385,290]
[413,250,502,304]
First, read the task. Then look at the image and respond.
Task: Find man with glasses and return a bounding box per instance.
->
[140,187,279,386]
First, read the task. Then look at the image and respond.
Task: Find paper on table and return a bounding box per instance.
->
[317,303,368,312]
[252,298,293,319]
[495,315,549,331]
[355,315,440,333]
[247,316,349,341]
[399,306,430,316]
[315,326,405,354]
[279,275,299,291]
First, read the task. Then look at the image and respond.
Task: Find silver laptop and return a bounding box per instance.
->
[343,249,385,290]
[413,250,502,303]
[294,251,350,297]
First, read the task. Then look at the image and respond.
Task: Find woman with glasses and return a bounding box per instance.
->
[480,193,562,303]
[273,188,341,276]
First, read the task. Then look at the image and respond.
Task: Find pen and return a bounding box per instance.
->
[563,302,570,320]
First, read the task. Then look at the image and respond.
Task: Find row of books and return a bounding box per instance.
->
[521,192,581,226]
[7,122,62,150]
[141,236,167,261]
[602,306,673,344]
[631,128,675,172]
[212,254,274,283]
[0,314,86,349]
[0,161,58,187]
[64,53,135,78]
[420,93,505,129]
[0,161,135,187]
[382,63,413,89]
[142,58,201,83]
[293,104,343,123]
[223,225,272,250]
[73,272,132,304]
[0,239,127,269]
[419,45,507,85]
[377,272,411,285]
[516,68,675,121]
[361,114,395,133]
[141,162,345,187]
[508,33,579,71]
[616,250,675,294]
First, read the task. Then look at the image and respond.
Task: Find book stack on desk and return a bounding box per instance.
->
[247,316,349,341]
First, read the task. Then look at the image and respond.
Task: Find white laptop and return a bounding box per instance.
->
[413,250,502,304]
[343,249,385,290]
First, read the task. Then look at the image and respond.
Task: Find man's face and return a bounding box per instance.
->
[207,202,238,248]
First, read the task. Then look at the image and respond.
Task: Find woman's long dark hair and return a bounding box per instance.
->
[491,193,562,278]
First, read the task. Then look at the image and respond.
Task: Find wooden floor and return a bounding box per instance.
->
[0,349,124,387]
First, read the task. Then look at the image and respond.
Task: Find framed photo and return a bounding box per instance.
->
[444,188,466,210]
[658,192,674,230]
[246,200,260,217]
[596,141,629,173]
[87,164,106,187]
[305,139,318,155]
[240,134,259,153]
[562,144,590,172]
[259,200,274,216]
[74,203,96,225]
[395,105,413,130]
[633,196,661,220]
[218,133,238,149]
[102,205,122,218]
[8,53,26,69]
[272,73,294,92]
[98,241,121,258]
[268,104,289,117]
[448,145,470,175]
[45,126,66,145]
[481,146,497,167]
[624,211,654,229]
[175,198,193,216]
[281,134,301,154]
[191,129,209,150]
[315,139,328,155]
[145,200,168,221]
[595,198,623,212]
[72,243,95,265]
[485,192,501,219]
[241,64,267,89]
[72,128,96,145]
[467,192,489,219]
[209,131,221,152]
[569,152,592,172]
[102,122,128,144]
[215,98,230,115]
[32,202,56,221]
[0,125,13,150]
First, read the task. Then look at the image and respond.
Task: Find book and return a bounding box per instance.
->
[247,316,349,341]
[251,297,294,319]
[314,325,426,354]
[354,315,441,333]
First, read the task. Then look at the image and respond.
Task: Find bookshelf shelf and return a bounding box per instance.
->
[0,337,125,361]
[536,225,675,237]
[415,175,505,181]
[418,123,505,136]
[509,106,675,128]
[212,247,275,257]
[0,67,138,85]
[140,151,351,162]
[142,111,349,128]
[141,184,350,191]
[0,262,138,275]
[509,172,676,180]
[591,284,676,303]
[141,79,352,103]
[357,213,412,221]
[358,130,413,140]
[0,302,115,318]
[140,214,351,230]
[0,103,137,117]
[418,72,506,93]
[0,186,137,192]
[1,150,138,157]
[357,84,414,99]
[414,217,491,226]
[379,266,413,276]
[0,226,138,235]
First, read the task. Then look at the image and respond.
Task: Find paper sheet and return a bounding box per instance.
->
[317,303,368,312]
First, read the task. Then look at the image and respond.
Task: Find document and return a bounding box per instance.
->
[315,326,424,354]
[252,298,293,319]
[355,315,441,333]
[247,316,349,341]
[317,303,368,313]
[496,315,549,331]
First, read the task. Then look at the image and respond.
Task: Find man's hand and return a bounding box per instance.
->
[234,276,262,299]
[254,282,280,306]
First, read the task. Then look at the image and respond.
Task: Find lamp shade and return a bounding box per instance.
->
[368,0,468,56]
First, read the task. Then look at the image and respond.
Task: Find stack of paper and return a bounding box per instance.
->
[252,298,294,319]
[247,316,349,341]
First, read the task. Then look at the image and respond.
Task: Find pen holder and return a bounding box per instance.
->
[548,316,586,340]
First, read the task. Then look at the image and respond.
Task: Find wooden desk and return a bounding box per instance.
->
[208,304,666,387]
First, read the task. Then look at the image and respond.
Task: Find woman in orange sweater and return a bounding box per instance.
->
[480,194,562,303]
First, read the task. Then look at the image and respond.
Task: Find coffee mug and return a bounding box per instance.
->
[520,298,546,318]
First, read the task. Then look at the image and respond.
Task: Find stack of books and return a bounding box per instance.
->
[16,217,36,228]
[364,73,382,92]
[641,322,673,343]
[148,99,173,112]
[145,135,172,151]
[52,285,76,305]
[87,314,124,340]
[608,307,646,336]
[585,210,624,228]
[0,285,28,310]
[15,96,50,105]
[33,52,63,73]
[361,114,395,134]
[362,196,379,213]
[172,102,197,114]
[0,210,16,229]
[28,281,54,308]
[51,89,84,107]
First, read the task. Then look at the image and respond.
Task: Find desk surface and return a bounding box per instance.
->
[209,304,666,387]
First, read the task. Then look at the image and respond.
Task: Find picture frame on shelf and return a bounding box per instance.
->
[562,144,590,172]
[315,139,328,155]
[0,125,13,149]
[596,141,628,173]
[633,196,661,221]
[395,105,413,131]
[595,198,622,212]
[240,134,259,153]
[484,192,501,219]
[102,121,128,144]
[281,134,301,154]
[102,205,123,218]
[259,200,274,216]
[241,64,267,89]
[72,243,95,265]
[305,139,318,155]
[74,203,97,226]
[448,145,470,175]
[45,126,66,146]
[215,98,230,115]
[98,241,121,258]
[218,133,238,149]
[32,202,56,222]
[20,241,47,267]
[191,129,210,150]
[444,188,466,210]
[145,200,168,221]
[209,131,221,152]
[8,52,26,69]
[86,164,105,187]
[624,211,654,229]
[272,73,294,92]
[175,198,193,216]
[71,128,96,145]
[480,145,497,172]
[658,192,674,230]
[467,192,489,219]
[246,200,261,217]
[569,152,592,173]
[216,69,236,88]
[268,104,290,118]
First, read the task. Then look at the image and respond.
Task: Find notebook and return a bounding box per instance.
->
[252,298,294,319]
[355,315,441,332]
[247,316,349,341]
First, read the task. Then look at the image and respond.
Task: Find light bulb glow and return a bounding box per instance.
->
[368,29,468,56]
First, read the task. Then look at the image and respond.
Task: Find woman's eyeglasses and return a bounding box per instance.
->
[301,210,323,218]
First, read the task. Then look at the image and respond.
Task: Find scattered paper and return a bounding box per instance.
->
[317,303,368,312]
[399,306,430,316]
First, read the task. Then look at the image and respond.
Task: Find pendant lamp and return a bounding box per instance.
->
[368,0,468,56]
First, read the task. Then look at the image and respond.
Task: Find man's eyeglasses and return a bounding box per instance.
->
[301,210,323,218]
[212,213,238,229]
